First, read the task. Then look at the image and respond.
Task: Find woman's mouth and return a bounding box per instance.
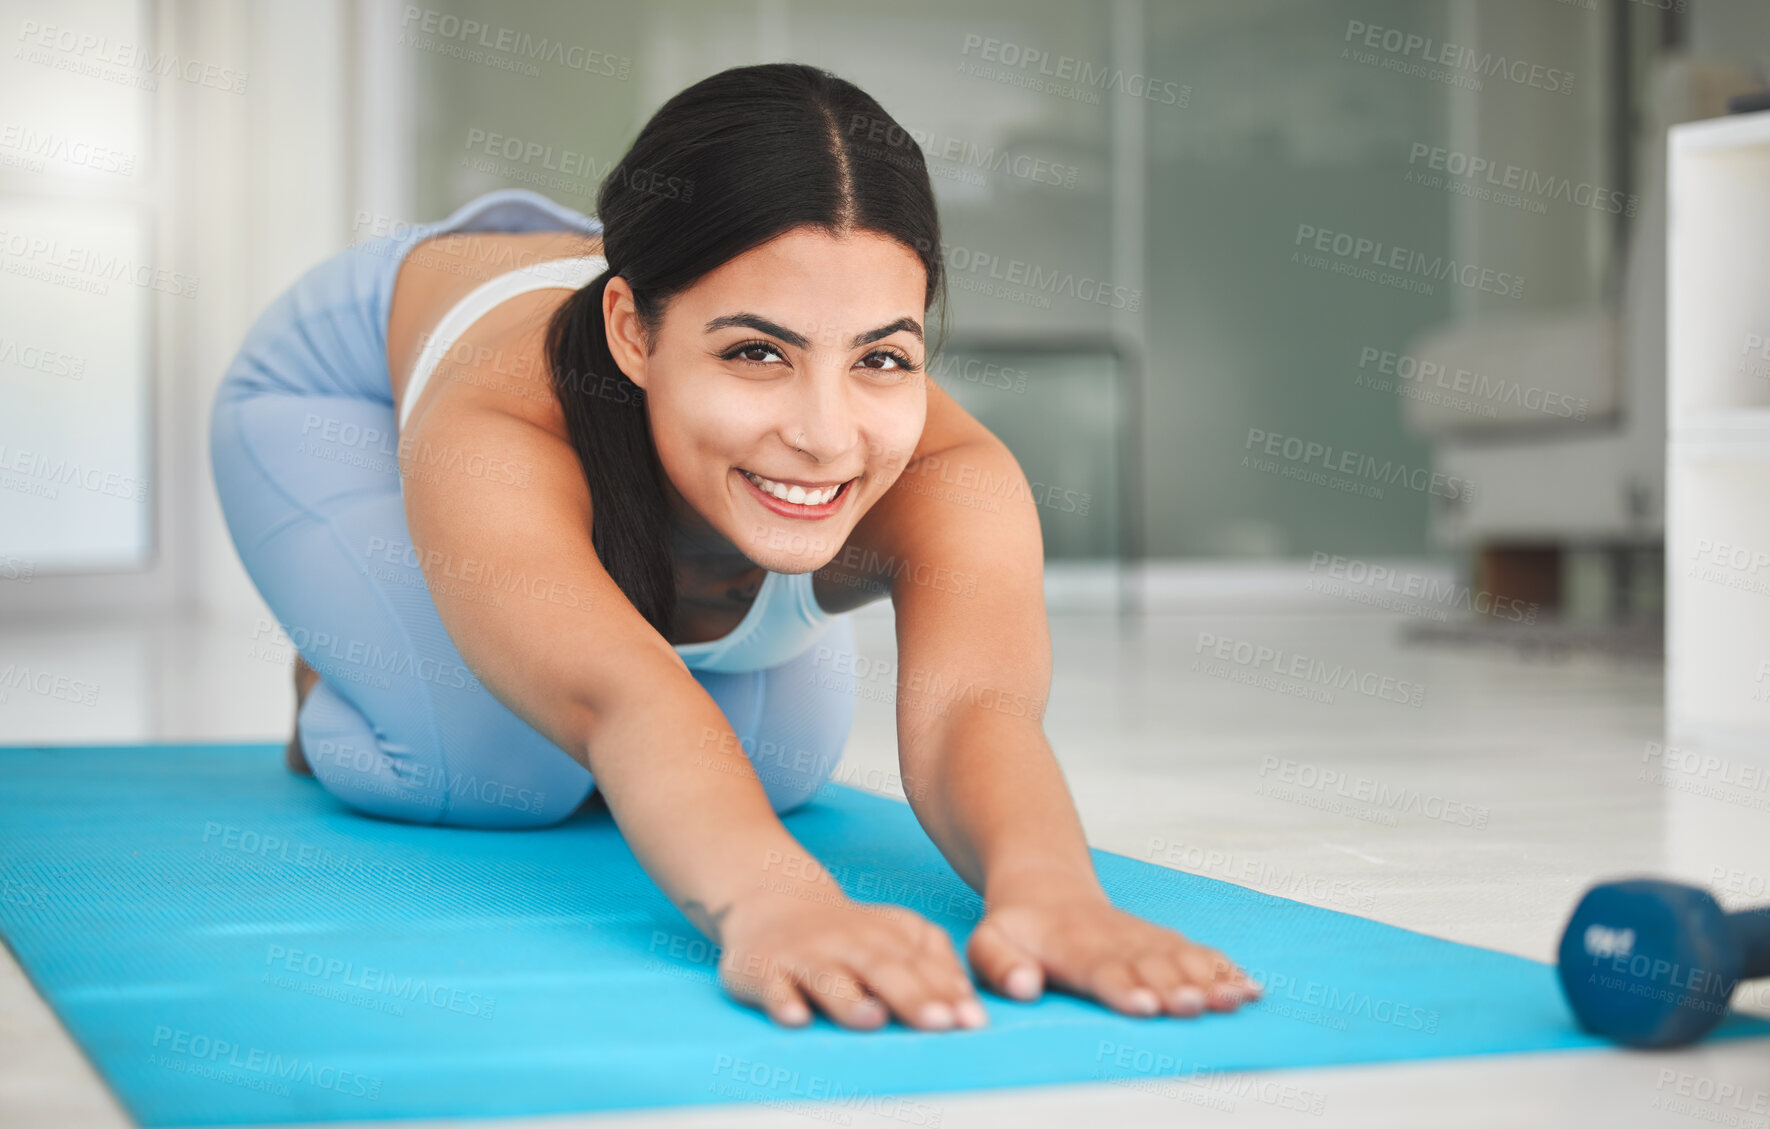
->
[737,468,852,518]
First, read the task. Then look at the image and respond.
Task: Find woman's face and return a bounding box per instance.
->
[603,226,929,573]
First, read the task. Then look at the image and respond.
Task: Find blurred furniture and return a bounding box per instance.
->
[1403,58,1761,617]
[1665,106,1770,761]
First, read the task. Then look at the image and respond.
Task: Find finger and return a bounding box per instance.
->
[966,915,1044,1002]
[914,920,984,997]
[1019,923,1158,1016]
[1192,947,1251,1011]
[794,958,888,1030]
[1131,950,1203,1017]
[1083,957,1162,1017]
[721,954,812,1027]
[1218,952,1263,999]
[852,952,953,1030]
[912,920,989,1028]
[1173,942,1222,990]
[1171,943,1244,1009]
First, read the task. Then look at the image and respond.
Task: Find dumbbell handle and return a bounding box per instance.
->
[1737,906,1770,980]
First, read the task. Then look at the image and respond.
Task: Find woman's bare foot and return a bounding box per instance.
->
[285,655,320,776]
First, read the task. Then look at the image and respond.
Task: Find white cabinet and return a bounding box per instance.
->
[1665,109,1770,759]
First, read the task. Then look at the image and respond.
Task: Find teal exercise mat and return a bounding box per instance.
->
[3,743,1767,1126]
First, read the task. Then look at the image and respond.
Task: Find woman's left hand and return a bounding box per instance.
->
[966,883,1262,1017]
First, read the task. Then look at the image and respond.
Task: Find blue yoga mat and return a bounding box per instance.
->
[2,743,1766,1126]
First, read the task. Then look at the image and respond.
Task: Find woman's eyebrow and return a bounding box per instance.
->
[704,313,923,349]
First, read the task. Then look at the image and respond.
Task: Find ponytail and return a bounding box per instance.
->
[544,270,676,636]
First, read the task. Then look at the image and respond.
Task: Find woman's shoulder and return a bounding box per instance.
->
[389,230,602,441]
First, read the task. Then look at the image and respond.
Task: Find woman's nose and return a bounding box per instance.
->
[782,370,855,461]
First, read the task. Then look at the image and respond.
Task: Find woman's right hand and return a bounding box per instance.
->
[715,884,988,1031]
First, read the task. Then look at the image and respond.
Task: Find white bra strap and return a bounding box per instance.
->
[399,254,608,430]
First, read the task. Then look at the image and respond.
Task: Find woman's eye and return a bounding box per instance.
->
[860,351,913,372]
[730,343,784,365]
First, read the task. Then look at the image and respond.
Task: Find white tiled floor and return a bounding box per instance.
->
[2,601,1767,1128]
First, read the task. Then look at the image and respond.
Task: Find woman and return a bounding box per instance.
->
[211,62,1260,1034]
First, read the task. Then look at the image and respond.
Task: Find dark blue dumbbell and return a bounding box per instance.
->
[1557,878,1770,1047]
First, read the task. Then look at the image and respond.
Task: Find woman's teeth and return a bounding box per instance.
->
[741,469,843,507]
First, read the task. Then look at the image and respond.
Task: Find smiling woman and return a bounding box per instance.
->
[209,61,1259,1038]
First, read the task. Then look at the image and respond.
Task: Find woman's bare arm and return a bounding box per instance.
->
[844,378,1088,896]
[401,360,783,912]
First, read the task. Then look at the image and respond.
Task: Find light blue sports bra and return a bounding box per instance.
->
[671,568,837,673]
[394,188,838,674]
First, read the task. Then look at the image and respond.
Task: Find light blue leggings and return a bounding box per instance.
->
[208,194,856,829]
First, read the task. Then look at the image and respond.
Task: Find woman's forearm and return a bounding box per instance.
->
[583,661,840,942]
[900,703,1106,907]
